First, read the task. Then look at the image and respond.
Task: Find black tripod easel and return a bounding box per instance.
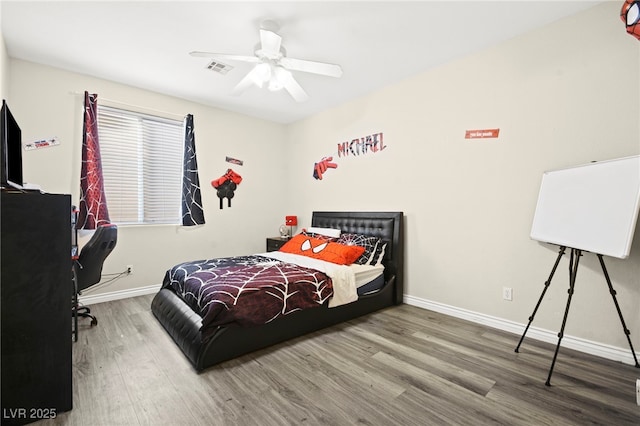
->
[515,245,640,386]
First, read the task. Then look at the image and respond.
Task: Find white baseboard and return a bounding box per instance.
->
[404,294,640,367]
[78,284,161,305]
[77,286,638,366]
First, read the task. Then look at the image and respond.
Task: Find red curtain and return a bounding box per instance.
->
[78,91,110,229]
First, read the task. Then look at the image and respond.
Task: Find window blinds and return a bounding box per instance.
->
[97,105,183,225]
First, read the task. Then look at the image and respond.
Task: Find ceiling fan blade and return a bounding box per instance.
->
[277,69,309,102]
[279,57,343,78]
[231,66,263,96]
[259,29,282,57]
[189,51,260,64]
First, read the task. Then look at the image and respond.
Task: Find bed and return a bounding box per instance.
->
[151,211,404,371]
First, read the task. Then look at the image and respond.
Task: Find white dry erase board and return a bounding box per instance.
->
[530,155,640,259]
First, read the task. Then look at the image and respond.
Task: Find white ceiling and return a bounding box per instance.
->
[2,1,603,124]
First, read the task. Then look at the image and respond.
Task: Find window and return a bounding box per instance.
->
[97,105,183,225]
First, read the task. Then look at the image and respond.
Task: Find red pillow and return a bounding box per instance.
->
[280,234,365,265]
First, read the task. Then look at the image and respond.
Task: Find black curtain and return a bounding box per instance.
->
[181,114,205,226]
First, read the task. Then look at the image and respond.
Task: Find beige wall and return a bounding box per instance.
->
[287,2,640,351]
[0,3,9,100]
[9,60,287,294]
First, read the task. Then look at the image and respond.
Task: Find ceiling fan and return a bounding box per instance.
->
[190,20,343,102]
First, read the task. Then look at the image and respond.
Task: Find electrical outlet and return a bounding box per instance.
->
[636,379,639,406]
[502,287,513,301]
[126,265,133,275]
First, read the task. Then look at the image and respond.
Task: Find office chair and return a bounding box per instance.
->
[72,224,118,341]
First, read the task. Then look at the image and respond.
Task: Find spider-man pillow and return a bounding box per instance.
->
[280,234,365,265]
[337,233,385,265]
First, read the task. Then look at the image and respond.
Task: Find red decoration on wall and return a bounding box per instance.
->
[313,131,386,181]
[465,129,500,139]
[337,132,385,158]
[621,0,640,40]
[313,156,338,180]
[211,168,242,209]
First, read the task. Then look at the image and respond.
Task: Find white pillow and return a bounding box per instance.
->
[306,226,341,238]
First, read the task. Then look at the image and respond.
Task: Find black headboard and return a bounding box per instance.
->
[312,211,404,304]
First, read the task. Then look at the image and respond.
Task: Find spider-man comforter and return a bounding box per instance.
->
[161,255,333,332]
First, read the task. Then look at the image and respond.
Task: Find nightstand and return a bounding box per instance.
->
[266,237,289,252]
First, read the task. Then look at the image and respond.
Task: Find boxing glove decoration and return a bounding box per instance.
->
[211,169,243,209]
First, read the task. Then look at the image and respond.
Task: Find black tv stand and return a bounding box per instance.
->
[1,191,73,424]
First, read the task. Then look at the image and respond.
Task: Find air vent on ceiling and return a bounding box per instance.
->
[206,60,233,75]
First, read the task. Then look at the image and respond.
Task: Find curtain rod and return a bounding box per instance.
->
[69,91,186,120]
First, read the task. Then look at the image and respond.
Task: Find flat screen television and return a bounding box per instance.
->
[1,99,23,189]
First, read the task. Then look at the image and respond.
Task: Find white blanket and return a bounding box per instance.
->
[260,251,358,308]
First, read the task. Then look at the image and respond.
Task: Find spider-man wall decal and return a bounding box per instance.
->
[313,156,338,180]
[312,132,386,181]
[621,0,640,40]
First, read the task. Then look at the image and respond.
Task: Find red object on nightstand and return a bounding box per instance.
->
[285,215,298,226]
[285,215,298,238]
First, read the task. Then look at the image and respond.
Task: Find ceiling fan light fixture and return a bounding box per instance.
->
[268,66,291,92]
[252,62,271,87]
[268,78,284,92]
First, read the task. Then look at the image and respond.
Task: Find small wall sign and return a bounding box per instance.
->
[225,156,243,166]
[465,129,500,139]
[24,137,59,151]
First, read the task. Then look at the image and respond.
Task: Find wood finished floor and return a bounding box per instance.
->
[37,294,639,425]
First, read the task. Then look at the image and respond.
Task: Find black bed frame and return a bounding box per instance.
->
[151,211,404,372]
